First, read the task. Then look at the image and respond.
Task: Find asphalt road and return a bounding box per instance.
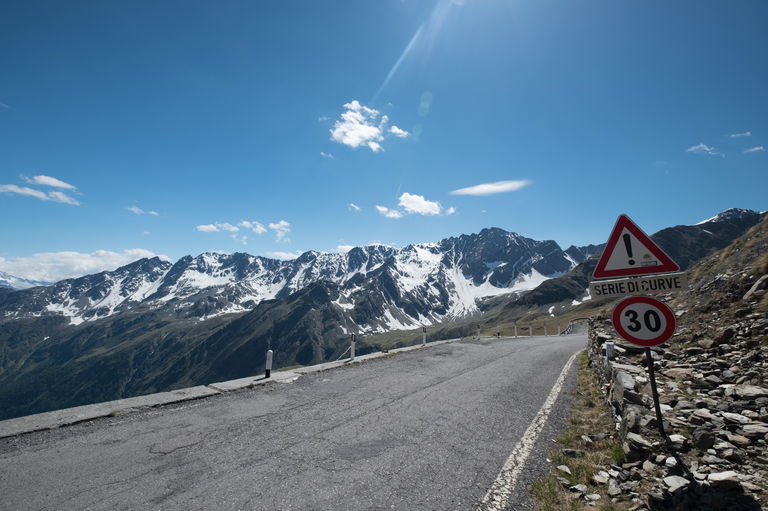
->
[0,334,585,510]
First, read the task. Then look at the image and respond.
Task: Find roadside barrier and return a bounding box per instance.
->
[265,349,273,378]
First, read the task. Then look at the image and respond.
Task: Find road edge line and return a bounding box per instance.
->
[478,348,582,511]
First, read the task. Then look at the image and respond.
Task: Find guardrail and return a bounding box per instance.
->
[261,321,584,376]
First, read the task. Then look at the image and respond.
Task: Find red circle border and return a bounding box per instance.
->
[612,296,676,347]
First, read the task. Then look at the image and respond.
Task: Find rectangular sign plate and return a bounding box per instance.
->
[589,273,688,299]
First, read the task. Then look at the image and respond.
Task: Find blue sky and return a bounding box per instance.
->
[1,0,766,281]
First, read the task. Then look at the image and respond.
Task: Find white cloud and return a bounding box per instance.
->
[24,175,76,190]
[265,251,302,260]
[269,220,291,242]
[0,248,167,283]
[398,192,441,215]
[376,193,454,218]
[450,180,532,196]
[195,222,239,233]
[197,219,273,240]
[320,151,333,159]
[348,202,362,212]
[0,184,80,205]
[219,223,239,233]
[336,245,355,253]
[0,102,9,109]
[389,125,409,138]
[744,146,764,153]
[0,184,49,201]
[686,143,721,156]
[238,220,268,234]
[729,131,752,138]
[127,205,160,216]
[47,191,80,205]
[195,224,221,232]
[330,100,408,152]
[375,205,403,219]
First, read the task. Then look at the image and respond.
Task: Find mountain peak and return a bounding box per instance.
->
[695,208,761,226]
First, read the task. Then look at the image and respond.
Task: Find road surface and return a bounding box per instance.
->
[0,334,585,510]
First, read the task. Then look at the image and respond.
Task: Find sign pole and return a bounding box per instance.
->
[644,347,667,441]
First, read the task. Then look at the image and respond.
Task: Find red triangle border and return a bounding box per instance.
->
[592,214,680,279]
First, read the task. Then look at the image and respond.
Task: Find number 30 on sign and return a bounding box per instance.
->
[611,296,676,347]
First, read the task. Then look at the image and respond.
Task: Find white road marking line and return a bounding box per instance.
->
[478,349,582,511]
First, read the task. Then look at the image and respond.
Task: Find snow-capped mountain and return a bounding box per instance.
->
[0,227,600,332]
[694,208,762,226]
[1,209,763,421]
[0,271,50,290]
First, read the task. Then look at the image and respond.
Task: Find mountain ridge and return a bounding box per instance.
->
[0,227,600,332]
[0,208,762,421]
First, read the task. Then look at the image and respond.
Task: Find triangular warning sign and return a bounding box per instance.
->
[592,214,680,279]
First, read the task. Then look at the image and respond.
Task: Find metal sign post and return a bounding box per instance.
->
[645,348,666,439]
[611,289,677,441]
[591,214,686,447]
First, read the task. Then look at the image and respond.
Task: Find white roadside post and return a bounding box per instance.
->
[605,340,615,361]
[265,349,273,378]
[558,324,561,336]
[477,327,480,340]
[514,324,518,338]
[529,326,532,337]
[422,326,426,346]
[350,333,356,361]
[544,325,548,336]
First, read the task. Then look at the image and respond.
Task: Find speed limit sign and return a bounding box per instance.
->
[612,296,676,347]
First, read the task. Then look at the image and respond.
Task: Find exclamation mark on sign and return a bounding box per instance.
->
[623,233,635,265]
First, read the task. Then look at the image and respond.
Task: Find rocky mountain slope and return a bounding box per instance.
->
[579,213,768,509]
